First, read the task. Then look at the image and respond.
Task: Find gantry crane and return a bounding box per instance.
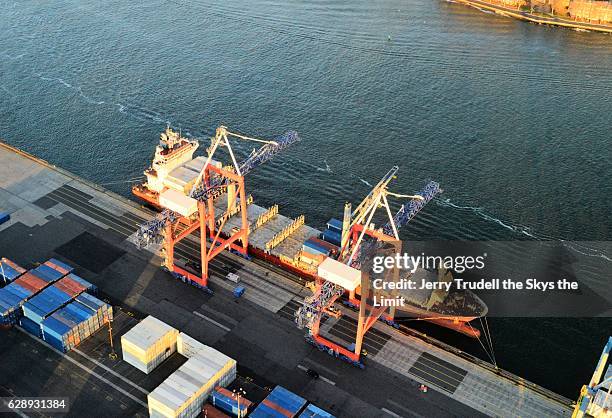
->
[573,336,612,418]
[295,168,441,367]
[134,126,299,290]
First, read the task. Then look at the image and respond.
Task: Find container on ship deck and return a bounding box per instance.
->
[306,237,339,255]
[326,218,343,233]
[321,229,341,246]
[299,251,325,266]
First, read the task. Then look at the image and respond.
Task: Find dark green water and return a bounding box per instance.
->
[1,0,610,398]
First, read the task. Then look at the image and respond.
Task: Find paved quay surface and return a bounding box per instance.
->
[0,141,573,417]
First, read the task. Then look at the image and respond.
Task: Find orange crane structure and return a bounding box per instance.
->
[134,126,299,291]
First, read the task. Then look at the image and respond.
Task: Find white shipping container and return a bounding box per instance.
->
[159,189,198,217]
[122,316,179,374]
[148,349,237,418]
[177,332,207,359]
[317,257,362,291]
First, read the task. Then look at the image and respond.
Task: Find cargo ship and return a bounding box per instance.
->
[132,128,487,337]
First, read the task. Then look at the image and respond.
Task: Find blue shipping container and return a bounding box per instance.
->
[303,240,330,256]
[321,230,341,246]
[211,388,251,417]
[0,259,24,285]
[249,403,287,418]
[267,386,307,415]
[31,265,65,283]
[299,404,336,418]
[0,212,10,225]
[20,316,42,338]
[326,218,342,233]
[23,286,72,323]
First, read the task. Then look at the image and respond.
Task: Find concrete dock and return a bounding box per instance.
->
[0,141,574,417]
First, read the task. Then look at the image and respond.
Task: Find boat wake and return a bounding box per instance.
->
[316,159,332,173]
[37,74,105,105]
[116,103,171,125]
[437,198,611,262]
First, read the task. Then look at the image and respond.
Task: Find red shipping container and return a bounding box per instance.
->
[1,258,25,274]
[14,272,48,293]
[54,277,86,297]
[43,260,71,275]
[262,399,293,417]
[202,403,230,418]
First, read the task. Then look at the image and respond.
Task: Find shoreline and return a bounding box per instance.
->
[451,0,612,33]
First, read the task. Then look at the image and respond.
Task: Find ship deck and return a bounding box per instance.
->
[212,195,321,259]
[0,140,573,418]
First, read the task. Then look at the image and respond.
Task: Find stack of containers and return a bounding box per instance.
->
[147,349,237,418]
[0,267,62,325]
[298,404,336,418]
[250,386,307,418]
[299,251,325,267]
[322,219,343,247]
[40,295,113,352]
[177,332,207,358]
[20,273,95,337]
[0,258,25,286]
[302,238,338,257]
[54,273,96,297]
[211,387,252,417]
[121,316,179,374]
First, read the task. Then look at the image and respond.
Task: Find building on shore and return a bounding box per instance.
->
[481,0,612,24]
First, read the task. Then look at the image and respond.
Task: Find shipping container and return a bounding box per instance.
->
[317,258,361,291]
[267,386,307,417]
[298,251,325,266]
[30,264,67,283]
[0,212,10,225]
[0,268,59,325]
[325,218,342,234]
[298,404,336,418]
[211,387,252,417]
[202,403,230,418]
[0,258,25,285]
[22,285,72,323]
[321,230,341,247]
[43,258,74,275]
[159,189,198,217]
[250,386,307,418]
[121,315,178,374]
[177,332,208,359]
[308,238,339,254]
[20,316,42,338]
[148,350,237,418]
[41,296,112,352]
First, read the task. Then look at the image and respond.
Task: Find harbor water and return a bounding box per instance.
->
[1,0,610,398]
